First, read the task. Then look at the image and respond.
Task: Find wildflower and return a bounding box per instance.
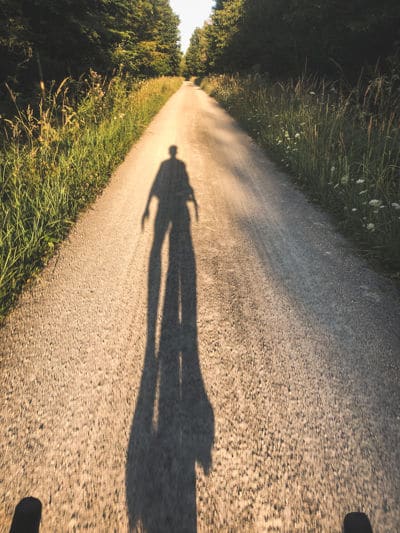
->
[330,166,336,173]
[356,179,365,184]
[391,202,400,210]
[341,175,349,185]
[294,133,301,138]
[368,199,381,207]
[359,190,367,195]
[351,208,357,212]
[309,91,316,95]
[366,223,375,231]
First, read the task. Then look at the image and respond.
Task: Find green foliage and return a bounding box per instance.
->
[202,74,400,271]
[183,28,207,78]
[0,74,182,318]
[188,0,400,79]
[203,0,243,73]
[0,0,181,94]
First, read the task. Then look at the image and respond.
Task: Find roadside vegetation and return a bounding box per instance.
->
[185,0,400,274]
[0,74,182,319]
[201,74,400,270]
[0,0,183,319]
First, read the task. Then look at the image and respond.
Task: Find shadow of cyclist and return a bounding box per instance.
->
[126,145,214,532]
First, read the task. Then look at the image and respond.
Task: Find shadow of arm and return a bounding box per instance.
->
[142,163,163,229]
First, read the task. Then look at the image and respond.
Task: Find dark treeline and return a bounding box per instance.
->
[184,0,400,79]
[0,0,181,95]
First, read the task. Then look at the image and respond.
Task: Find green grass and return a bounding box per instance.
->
[0,73,182,319]
[201,74,400,275]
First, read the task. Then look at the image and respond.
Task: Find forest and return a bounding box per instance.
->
[0,0,181,97]
[184,0,400,79]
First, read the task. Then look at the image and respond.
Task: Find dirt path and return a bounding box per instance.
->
[1,82,399,532]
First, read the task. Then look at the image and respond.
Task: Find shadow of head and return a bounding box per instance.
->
[169,145,178,158]
[343,512,373,533]
[9,497,42,533]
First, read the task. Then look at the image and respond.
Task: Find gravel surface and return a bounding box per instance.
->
[1,82,399,532]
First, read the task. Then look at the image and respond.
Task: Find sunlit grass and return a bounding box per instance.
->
[202,74,400,273]
[0,73,182,319]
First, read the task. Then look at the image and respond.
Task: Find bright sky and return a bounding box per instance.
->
[170,0,215,53]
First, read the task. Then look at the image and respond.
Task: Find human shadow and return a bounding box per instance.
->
[126,146,214,532]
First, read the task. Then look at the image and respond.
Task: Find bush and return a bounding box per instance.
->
[202,74,400,273]
[0,73,182,319]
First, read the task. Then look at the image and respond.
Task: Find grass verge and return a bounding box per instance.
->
[201,74,400,276]
[0,74,182,320]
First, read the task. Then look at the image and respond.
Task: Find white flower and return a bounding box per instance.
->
[359,190,367,195]
[368,199,381,207]
[367,223,375,231]
[351,208,357,212]
[330,166,336,173]
[309,91,316,95]
[294,133,301,138]
[341,175,349,185]
[356,179,365,184]
[391,202,400,210]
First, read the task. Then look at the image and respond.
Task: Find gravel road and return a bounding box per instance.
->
[1,82,399,532]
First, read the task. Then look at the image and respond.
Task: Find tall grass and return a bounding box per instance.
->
[0,73,182,319]
[202,75,400,273]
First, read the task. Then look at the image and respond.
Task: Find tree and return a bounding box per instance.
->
[184,27,207,77]
[194,0,400,79]
[204,0,243,73]
[0,0,181,93]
